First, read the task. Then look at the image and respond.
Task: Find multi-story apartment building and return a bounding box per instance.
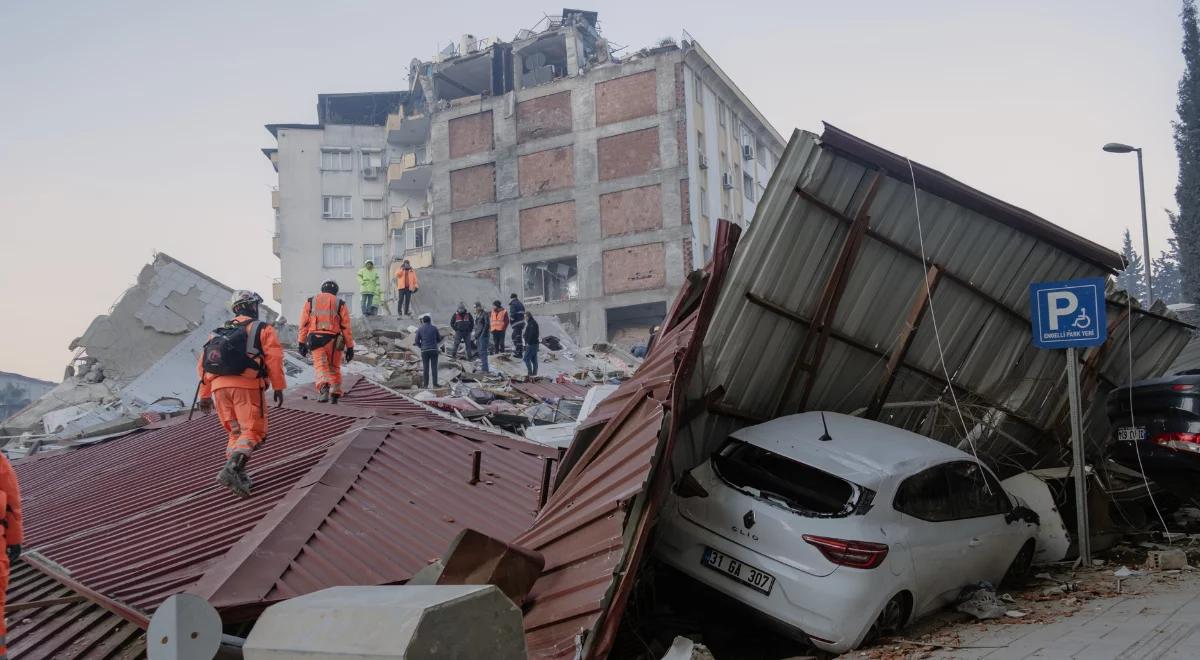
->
[264,11,783,346]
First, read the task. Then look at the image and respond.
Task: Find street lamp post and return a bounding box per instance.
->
[1103,142,1154,302]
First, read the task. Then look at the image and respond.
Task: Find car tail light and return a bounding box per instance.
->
[802,534,889,569]
[1152,432,1200,454]
[1172,384,1197,392]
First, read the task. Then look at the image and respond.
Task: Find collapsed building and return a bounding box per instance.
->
[265,9,786,351]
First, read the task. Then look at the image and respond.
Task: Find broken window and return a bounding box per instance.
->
[712,440,863,517]
[523,257,578,304]
[322,196,352,219]
[743,173,754,202]
[605,301,666,347]
[435,52,494,101]
[322,243,354,268]
[518,32,567,89]
[896,462,1011,522]
[363,244,384,266]
[321,149,352,171]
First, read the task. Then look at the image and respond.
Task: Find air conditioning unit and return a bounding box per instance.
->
[362,166,378,179]
[698,152,708,170]
[721,172,734,189]
[742,144,755,160]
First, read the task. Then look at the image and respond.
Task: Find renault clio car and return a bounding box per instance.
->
[654,412,1038,653]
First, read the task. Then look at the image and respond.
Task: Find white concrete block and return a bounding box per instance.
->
[243,585,526,660]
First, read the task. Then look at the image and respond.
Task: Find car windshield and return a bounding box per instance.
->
[711,440,862,517]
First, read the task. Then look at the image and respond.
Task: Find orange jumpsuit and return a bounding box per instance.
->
[0,451,23,660]
[299,293,355,396]
[197,315,286,459]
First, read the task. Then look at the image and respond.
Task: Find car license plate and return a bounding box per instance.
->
[701,546,775,595]
[1118,426,1147,442]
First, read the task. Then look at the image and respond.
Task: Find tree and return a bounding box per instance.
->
[1156,213,1186,304]
[1175,0,1200,303]
[1117,228,1148,301]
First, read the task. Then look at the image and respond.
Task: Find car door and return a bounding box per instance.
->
[943,461,1022,585]
[893,463,973,615]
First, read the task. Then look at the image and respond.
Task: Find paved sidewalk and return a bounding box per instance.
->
[929,571,1200,659]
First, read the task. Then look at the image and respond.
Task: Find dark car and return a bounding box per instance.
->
[1106,372,1200,504]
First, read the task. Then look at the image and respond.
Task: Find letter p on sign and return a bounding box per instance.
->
[1046,291,1078,331]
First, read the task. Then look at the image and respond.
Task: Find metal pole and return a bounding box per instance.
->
[1065,347,1091,564]
[1136,149,1154,302]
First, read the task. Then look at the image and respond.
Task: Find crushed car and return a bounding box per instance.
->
[654,411,1040,654]
[1107,371,1200,507]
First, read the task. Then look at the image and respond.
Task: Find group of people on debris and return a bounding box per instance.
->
[194,275,543,498]
[354,258,420,317]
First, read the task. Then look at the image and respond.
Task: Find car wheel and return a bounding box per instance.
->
[862,592,909,646]
[1002,540,1035,587]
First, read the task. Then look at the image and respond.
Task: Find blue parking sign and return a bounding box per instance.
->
[1029,278,1108,349]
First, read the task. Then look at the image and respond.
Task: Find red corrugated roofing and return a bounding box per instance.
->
[517,222,741,659]
[510,381,591,402]
[14,378,557,639]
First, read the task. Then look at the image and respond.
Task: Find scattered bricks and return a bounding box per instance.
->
[597,127,660,181]
[450,163,496,210]
[602,242,666,294]
[519,201,577,249]
[516,91,572,143]
[1146,549,1188,570]
[448,111,494,159]
[595,70,657,126]
[600,184,662,238]
[518,146,574,197]
[451,216,498,260]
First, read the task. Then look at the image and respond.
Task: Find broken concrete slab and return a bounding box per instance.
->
[242,585,526,660]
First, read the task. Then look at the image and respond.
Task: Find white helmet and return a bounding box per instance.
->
[229,290,263,315]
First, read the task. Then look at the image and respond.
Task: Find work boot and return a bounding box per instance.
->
[216,452,253,498]
[317,384,331,403]
[331,393,340,405]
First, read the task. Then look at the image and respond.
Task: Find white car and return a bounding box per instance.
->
[654,412,1039,654]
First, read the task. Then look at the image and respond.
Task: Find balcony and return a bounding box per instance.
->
[272,233,281,257]
[272,278,282,303]
[387,152,433,192]
[386,112,431,145]
[270,188,280,209]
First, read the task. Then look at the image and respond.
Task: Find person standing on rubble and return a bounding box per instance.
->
[197,290,286,498]
[0,449,23,659]
[395,259,419,318]
[297,281,355,404]
[490,300,509,355]
[472,301,490,373]
[414,313,442,388]
[523,312,540,377]
[449,303,474,360]
[356,260,382,316]
[508,293,526,358]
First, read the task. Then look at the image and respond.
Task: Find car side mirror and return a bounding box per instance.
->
[1006,505,1039,526]
[674,468,709,499]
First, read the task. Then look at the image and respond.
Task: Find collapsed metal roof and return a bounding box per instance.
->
[14,377,556,644]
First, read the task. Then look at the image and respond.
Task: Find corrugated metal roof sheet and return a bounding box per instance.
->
[15,378,557,630]
[510,381,591,402]
[6,560,146,660]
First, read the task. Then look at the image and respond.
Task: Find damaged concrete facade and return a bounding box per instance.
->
[264,11,784,346]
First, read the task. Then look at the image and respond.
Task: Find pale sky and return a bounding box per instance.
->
[0,0,1186,382]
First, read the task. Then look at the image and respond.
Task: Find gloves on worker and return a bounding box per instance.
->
[7,544,20,563]
[273,390,285,406]
[298,343,309,357]
[198,398,213,413]
[345,347,354,362]
[413,288,419,293]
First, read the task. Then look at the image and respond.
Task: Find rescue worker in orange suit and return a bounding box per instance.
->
[489,300,509,355]
[0,451,23,660]
[197,290,286,498]
[395,259,419,318]
[298,280,355,403]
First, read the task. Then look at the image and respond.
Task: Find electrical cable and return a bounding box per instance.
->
[904,159,987,481]
[1125,293,1173,541]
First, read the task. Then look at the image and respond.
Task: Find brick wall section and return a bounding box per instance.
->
[677,118,687,166]
[597,128,660,182]
[448,111,494,159]
[517,91,572,143]
[473,268,499,283]
[680,179,691,225]
[451,216,498,260]
[518,146,574,197]
[595,70,658,126]
[450,163,495,211]
[683,238,694,272]
[600,184,663,238]
[674,63,685,107]
[519,201,577,249]
[603,242,666,294]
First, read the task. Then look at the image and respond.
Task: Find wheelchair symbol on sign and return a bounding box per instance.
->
[1072,307,1091,330]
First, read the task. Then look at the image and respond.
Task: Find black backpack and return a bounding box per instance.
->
[202,319,266,377]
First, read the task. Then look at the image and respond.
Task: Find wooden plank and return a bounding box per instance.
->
[865,266,942,419]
